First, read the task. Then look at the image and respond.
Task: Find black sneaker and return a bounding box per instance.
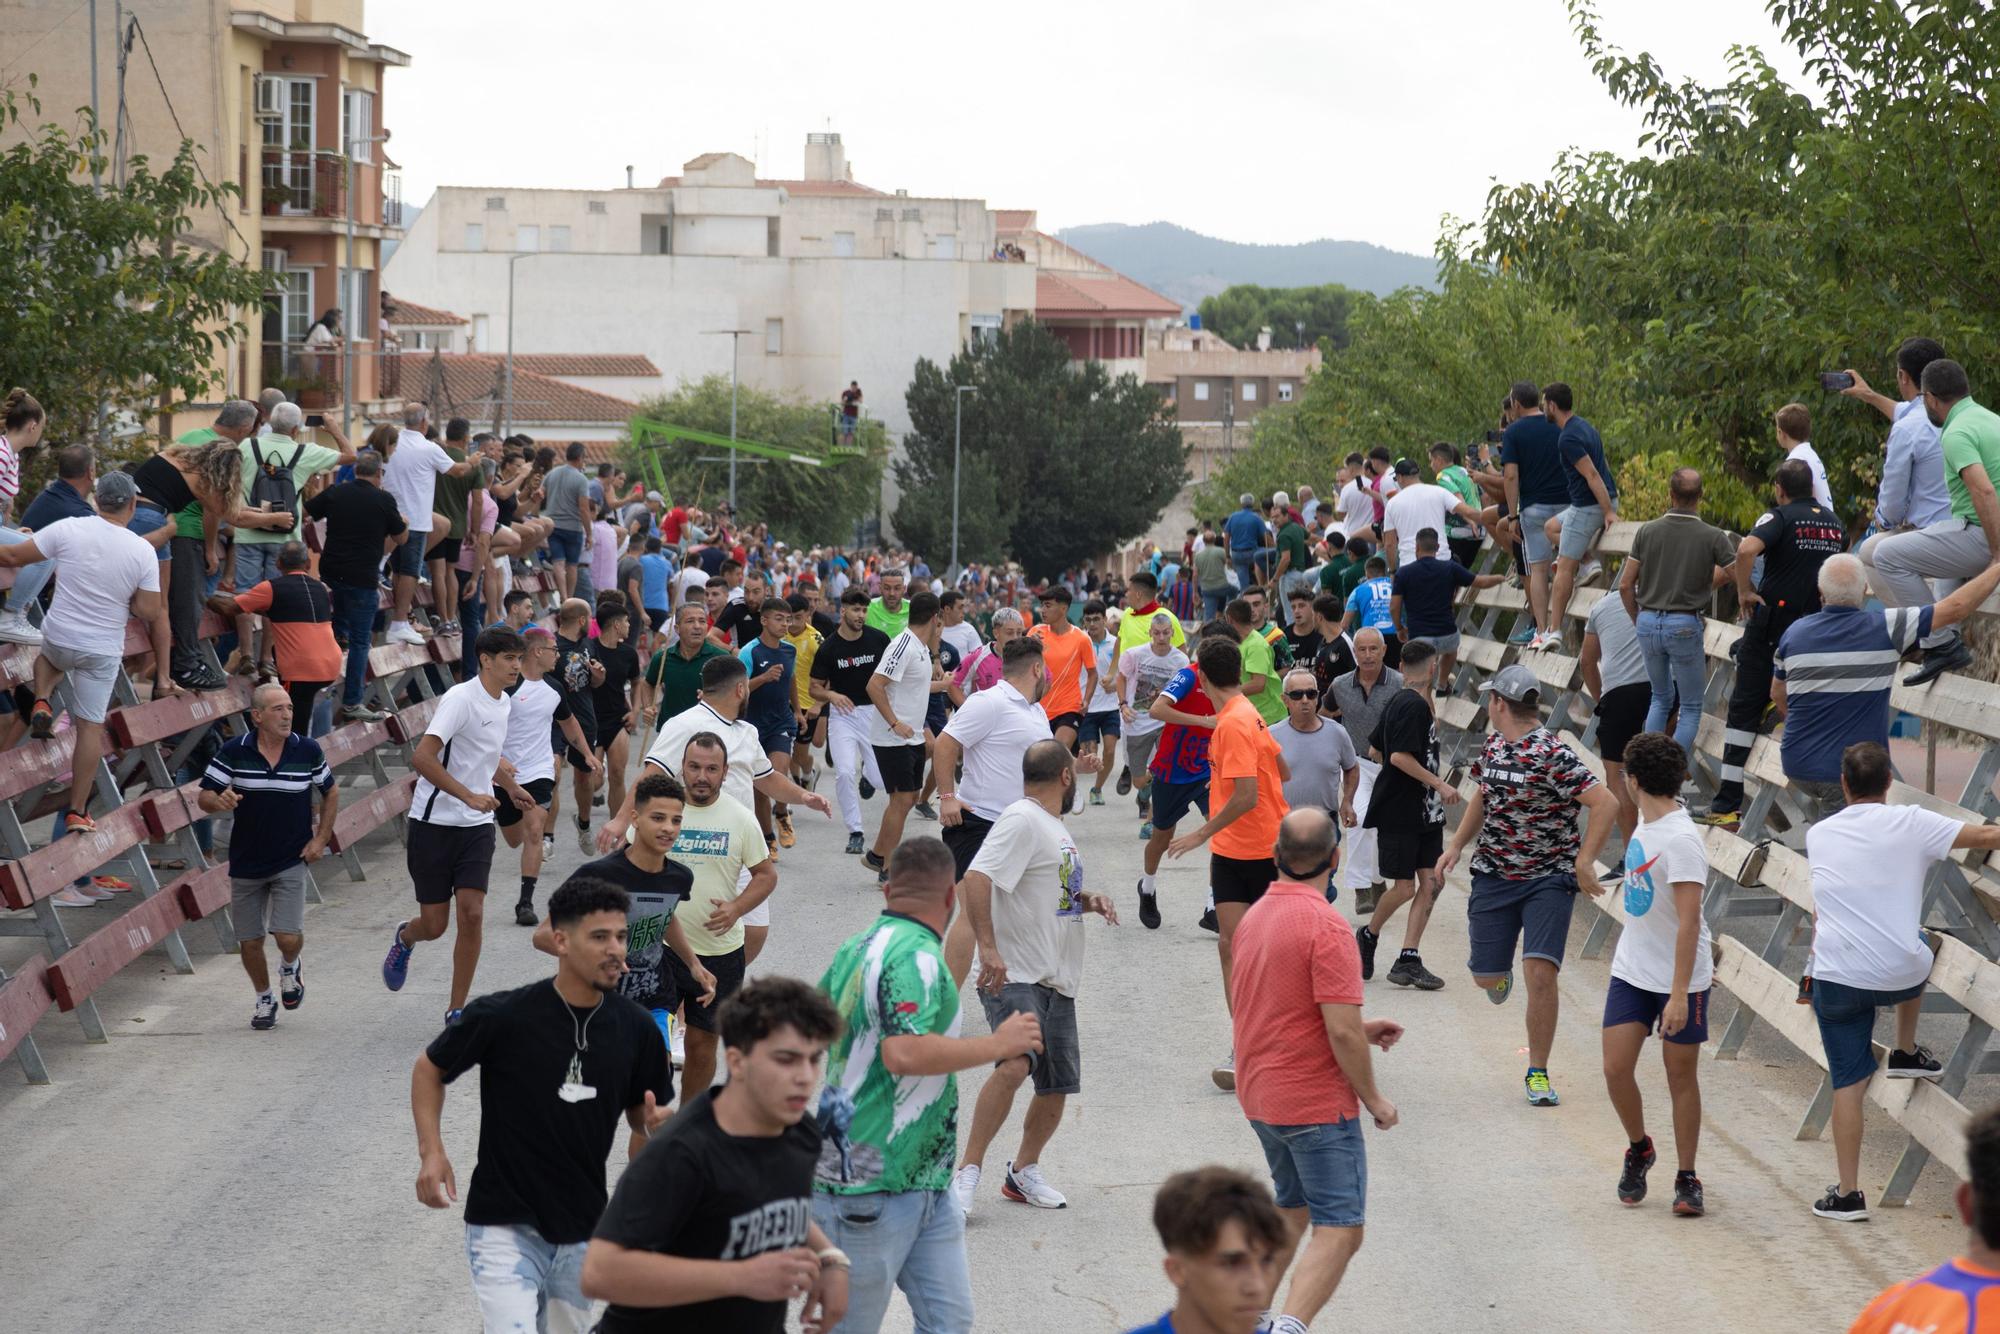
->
[1885,1045,1944,1079]
[1197,906,1218,933]
[1386,954,1444,990]
[174,668,229,692]
[1116,766,1132,796]
[1672,1171,1705,1217]
[1618,1137,1656,1205]
[1812,1185,1869,1221]
[1904,636,1973,687]
[913,801,938,822]
[515,899,538,927]
[859,777,876,800]
[1356,925,1379,980]
[1138,885,1161,931]
[845,832,865,855]
[863,850,886,874]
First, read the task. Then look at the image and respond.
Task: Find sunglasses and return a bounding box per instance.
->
[1285,688,1320,700]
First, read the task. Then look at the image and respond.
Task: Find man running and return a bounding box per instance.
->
[865,565,910,637]
[1353,639,1456,992]
[1600,732,1713,1216]
[1438,663,1616,1106]
[1030,585,1097,752]
[583,977,849,1332]
[503,627,599,926]
[783,592,825,793]
[955,741,1119,1216]
[548,598,604,855]
[1271,669,1360,899]
[810,587,891,855]
[1119,611,1190,843]
[863,590,942,882]
[1124,1167,1288,1334]
[1079,599,1122,806]
[739,597,799,851]
[384,625,532,1023]
[637,601,728,729]
[1137,626,1225,932]
[584,602,642,852]
[411,877,672,1331]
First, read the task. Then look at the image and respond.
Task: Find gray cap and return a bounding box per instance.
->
[646,490,663,502]
[95,470,138,509]
[1478,663,1542,703]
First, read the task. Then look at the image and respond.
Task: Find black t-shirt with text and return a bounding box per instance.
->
[1311,632,1358,699]
[563,851,692,1016]
[304,479,407,590]
[591,638,642,730]
[810,626,894,704]
[593,1090,821,1334]
[553,633,597,735]
[1364,688,1444,829]
[927,639,962,733]
[425,980,671,1245]
[1287,627,1324,667]
[1750,498,1845,617]
[715,599,759,648]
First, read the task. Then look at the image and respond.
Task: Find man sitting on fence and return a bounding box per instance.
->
[207,540,344,736]
[1805,742,2000,1223]
[1618,467,1738,755]
[1771,554,2000,815]
[197,683,339,1031]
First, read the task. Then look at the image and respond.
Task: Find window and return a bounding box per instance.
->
[767,217,780,258]
[832,231,855,257]
[1242,382,1257,403]
[470,314,489,350]
[485,196,506,211]
[587,200,608,215]
[260,76,316,210]
[463,223,484,250]
[1279,382,1294,402]
[1194,381,1210,402]
[339,266,367,331]
[517,224,539,252]
[765,319,783,355]
[969,313,1001,347]
[549,225,571,252]
[341,88,374,158]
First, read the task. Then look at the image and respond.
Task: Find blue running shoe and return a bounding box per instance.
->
[382,920,413,991]
[1138,821,1153,840]
[1525,1067,1560,1106]
[1508,623,1535,645]
[444,1008,464,1026]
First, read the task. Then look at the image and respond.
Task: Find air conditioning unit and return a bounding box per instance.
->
[253,75,284,121]
[262,248,287,272]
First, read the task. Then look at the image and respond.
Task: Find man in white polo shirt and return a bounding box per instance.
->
[383,403,479,645]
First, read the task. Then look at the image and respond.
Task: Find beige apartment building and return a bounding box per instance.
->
[0,0,409,436]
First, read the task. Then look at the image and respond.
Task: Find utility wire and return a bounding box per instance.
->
[126,14,253,253]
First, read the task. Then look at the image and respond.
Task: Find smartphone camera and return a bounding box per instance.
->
[305,413,326,428]
[1819,372,1854,392]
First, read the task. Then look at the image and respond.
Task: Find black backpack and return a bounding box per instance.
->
[248,437,307,523]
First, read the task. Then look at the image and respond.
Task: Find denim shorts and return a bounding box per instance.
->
[1467,870,1578,975]
[463,1222,589,1334]
[1250,1116,1367,1227]
[1813,977,1927,1088]
[127,502,173,562]
[1520,502,1565,566]
[1558,504,1605,561]
[545,526,585,565]
[979,982,1081,1095]
[1603,976,1711,1045]
[1409,630,1461,656]
[235,539,287,588]
[390,528,427,578]
[1076,709,1122,743]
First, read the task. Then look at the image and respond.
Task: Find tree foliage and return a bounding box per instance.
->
[894,321,1187,580]
[625,375,885,546]
[0,85,270,449]
[1195,283,1357,352]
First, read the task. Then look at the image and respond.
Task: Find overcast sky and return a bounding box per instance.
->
[372,0,1811,257]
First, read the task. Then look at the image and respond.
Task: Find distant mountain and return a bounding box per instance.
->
[1054,221,1437,308]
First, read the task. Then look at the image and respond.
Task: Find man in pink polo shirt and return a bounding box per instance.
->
[1229,808,1402,1334]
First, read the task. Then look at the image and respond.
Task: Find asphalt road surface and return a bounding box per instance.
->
[0,759,1968,1333]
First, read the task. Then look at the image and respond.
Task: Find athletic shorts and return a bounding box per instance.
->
[230,864,308,941]
[1603,976,1711,1045]
[668,946,747,1033]
[1467,870,1577,975]
[1076,709,1122,744]
[1813,977,1927,1089]
[646,608,668,633]
[1375,821,1443,881]
[494,777,555,827]
[1047,711,1085,739]
[1123,731,1162,786]
[943,810,995,880]
[561,742,595,771]
[1251,1116,1366,1228]
[871,743,924,794]
[390,528,427,578]
[978,982,1081,1096]
[1594,681,1652,764]
[1558,504,1605,562]
[1150,777,1208,831]
[407,820,497,903]
[545,527,585,565]
[1211,853,1279,907]
[426,535,462,565]
[752,714,798,756]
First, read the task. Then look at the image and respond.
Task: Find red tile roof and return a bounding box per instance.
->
[394,353,637,424]
[994,209,1036,235]
[508,354,661,378]
[382,297,466,327]
[1035,269,1181,319]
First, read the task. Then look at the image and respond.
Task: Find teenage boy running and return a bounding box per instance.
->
[586,602,642,851]
[1354,640,1458,992]
[1120,611,1190,840]
[740,597,800,850]
[1079,599,1122,805]
[502,626,598,926]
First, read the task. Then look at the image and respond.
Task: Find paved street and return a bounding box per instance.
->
[0,756,1970,1333]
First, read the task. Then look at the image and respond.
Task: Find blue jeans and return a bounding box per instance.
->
[331,582,380,707]
[1231,553,1258,596]
[812,1189,973,1334]
[0,522,54,610]
[463,1222,590,1333]
[1202,587,1231,620]
[1635,609,1707,753]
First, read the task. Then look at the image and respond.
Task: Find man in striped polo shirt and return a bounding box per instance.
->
[1772,554,2000,809]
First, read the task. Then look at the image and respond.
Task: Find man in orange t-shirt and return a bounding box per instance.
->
[1851,1104,2000,1333]
[1168,634,1290,1091]
[1031,586,1097,752]
[210,540,344,730]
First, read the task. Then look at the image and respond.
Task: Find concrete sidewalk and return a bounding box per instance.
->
[0,765,1969,1332]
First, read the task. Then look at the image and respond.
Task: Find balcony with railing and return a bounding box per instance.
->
[259,342,409,407]
[262,148,347,219]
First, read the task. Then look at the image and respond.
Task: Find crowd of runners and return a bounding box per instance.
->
[10,352,2000,1331]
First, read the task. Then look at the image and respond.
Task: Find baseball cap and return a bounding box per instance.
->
[645,490,663,502]
[1478,664,1542,703]
[1393,458,1421,477]
[95,470,138,509]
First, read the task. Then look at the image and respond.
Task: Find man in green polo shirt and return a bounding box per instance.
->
[233,401,352,673]
[1868,358,2000,685]
[640,600,729,726]
[1271,499,1313,626]
[429,417,487,629]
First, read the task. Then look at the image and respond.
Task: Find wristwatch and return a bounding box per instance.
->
[816,1246,851,1270]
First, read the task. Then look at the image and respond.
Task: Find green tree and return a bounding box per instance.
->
[0,86,269,448]
[894,321,1187,580]
[625,375,885,545]
[1195,283,1357,351]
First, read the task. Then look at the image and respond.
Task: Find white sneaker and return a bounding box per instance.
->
[0,609,42,645]
[952,1163,982,1218]
[1212,1049,1237,1092]
[52,886,97,907]
[1001,1161,1067,1209]
[386,624,426,646]
[575,820,593,855]
[1529,630,1558,652]
[669,1015,686,1066]
[1579,557,1605,585]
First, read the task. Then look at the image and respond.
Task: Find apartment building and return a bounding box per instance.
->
[0,0,408,435]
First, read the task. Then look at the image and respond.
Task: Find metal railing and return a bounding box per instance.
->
[262,148,347,219]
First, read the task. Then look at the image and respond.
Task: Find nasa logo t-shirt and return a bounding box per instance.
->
[1613,807,1714,996]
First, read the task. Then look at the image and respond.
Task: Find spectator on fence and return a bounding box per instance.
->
[0,471,167,833]
[3,440,92,648]
[1849,1104,2000,1331]
[1707,459,1846,824]
[0,387,46,645]
[1328,628,1402,909]
[1538,382,1619,650]
[426,419,485,631]
[1390,526,1503,684]
[157,401,259,689]
[383,404,480,647]
[1579,590,1652,862]
[197,683,339,1031]
[1499,382,1569,647]
[1846,338,1952,547]
[1438,663,1615,1108]
[1125,1166,1288,1334]
[1771,554,2000,813]
[1805,741,2000,1223]
[207,541,343,735]
[1868,359,2000,686]
[1618,467,1738,753]
[304,448,405,724]
[235,401,353,675]
[1380,458,1487,573]
[1225,493,1269,598]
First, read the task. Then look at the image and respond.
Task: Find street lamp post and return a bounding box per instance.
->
[504,251,546,440]
[702,329,751,512]
[343,130,391,437]
[951,384,978,581]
